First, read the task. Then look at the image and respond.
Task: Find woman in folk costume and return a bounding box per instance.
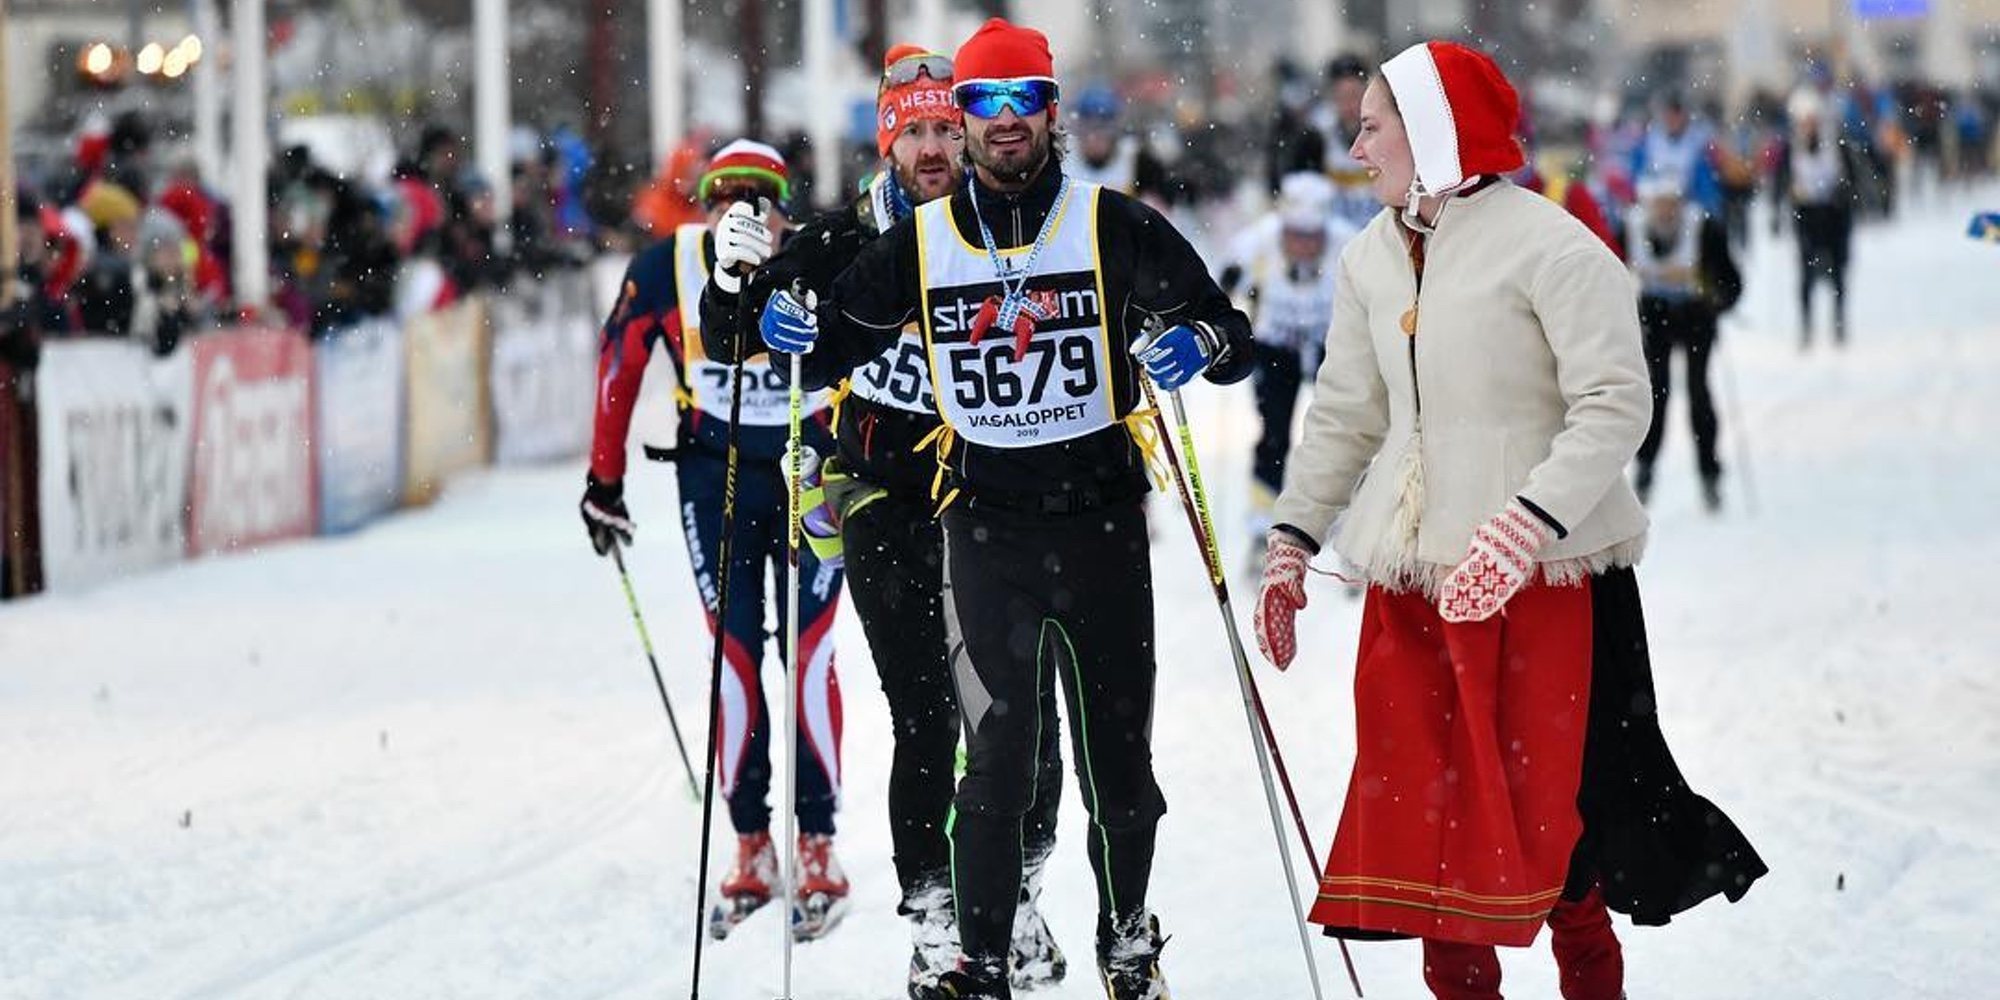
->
[1250,41,1766,1000]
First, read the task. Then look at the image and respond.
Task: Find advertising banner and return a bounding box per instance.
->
[186,326,318,556]
[315,318,405,534]
[403,298,492,504]
[33,340,193,590]
[491,274,597,464]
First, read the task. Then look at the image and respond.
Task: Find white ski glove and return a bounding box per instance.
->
[712,199,774,293]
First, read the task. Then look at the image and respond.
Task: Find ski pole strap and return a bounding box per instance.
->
[642,444,680,463]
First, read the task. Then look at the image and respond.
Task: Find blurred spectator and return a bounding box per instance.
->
[132,209,204,356]
[73,180,142,339]
[631,135,708,238]
[1517,107,1622,256]
[1266,58,1323,194]
[1629,91,1724,217]
[1624,175,1741,510]
[1311,55,1381,233]
[3,192,58,370]
[442,175,505,294]
[1775,88,1857,349]
[1712,99,1761,250]
[1066,84,1172,207]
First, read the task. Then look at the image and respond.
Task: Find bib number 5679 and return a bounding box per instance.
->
[948,335,1097,410]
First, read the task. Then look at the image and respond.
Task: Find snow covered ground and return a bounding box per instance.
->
[4,185,1998,1000]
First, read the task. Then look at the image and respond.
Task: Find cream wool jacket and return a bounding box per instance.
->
[1272,180,1651,593]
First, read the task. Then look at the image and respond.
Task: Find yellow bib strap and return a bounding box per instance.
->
[826,379,854,428]
[913,423,963,516]
[1121,406,1171,491]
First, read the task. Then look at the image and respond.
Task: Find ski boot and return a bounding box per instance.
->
[1009,855,1066,990]
[1097,911,1171,1000]
[904,884,960,999]
[790,832,851,942]
[934,956,1011,999]
[707,831,777,940]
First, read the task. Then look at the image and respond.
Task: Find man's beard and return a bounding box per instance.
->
[893,150,959,204]
[969,125,1052,186]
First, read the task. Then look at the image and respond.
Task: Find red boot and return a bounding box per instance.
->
[1548,887,1623,1000]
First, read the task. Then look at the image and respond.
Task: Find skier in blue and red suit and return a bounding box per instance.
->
[578,139,851,938]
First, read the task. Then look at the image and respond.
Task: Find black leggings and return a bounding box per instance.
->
[1795,202,1851,340]
[941,500,1166,962]
[843,489,1061,907]
[1251,343,1305,497]
[1635,300,1720,482]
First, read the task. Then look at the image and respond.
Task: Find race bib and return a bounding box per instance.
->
[674,223,824,426]
[848,327,935,414]
[915,185,1116,448]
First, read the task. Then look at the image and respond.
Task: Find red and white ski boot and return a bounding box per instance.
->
[790,833,851,942]
[707,831,777,940]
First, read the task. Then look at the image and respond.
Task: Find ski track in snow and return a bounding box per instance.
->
[4,186,1999,999]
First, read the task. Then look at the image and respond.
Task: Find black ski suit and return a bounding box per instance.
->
[1625,208,1742,487]
[700,178,1063,908]
[794,161,1254,967]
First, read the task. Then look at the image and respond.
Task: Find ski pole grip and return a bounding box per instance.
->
[1130,330,1155,358]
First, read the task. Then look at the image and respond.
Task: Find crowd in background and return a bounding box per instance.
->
[1,112,608,375]
[10,49,2000,377]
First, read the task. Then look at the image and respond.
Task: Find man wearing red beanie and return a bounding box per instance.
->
[757,16,1258,1000]
[699,45,1070,996]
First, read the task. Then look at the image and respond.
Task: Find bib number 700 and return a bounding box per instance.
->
[702,365,790,394]
[947,334,1098,410]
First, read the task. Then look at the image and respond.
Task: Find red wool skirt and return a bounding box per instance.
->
[1308,581,1593,947]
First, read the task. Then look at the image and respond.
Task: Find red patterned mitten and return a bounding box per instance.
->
[1253,530,1314,670]
[1438,501,1555,623]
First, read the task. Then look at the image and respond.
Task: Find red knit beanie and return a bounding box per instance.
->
[954,18,1055,87]
[1380,41,1524,194]
[699,139,791,203]
[877,44,960,158]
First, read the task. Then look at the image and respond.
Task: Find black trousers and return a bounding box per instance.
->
[1251,342,1305,497]
[843,488,1062,908]
[941,500,1166,963]
[1795,202,1851,340]
[1635,298,1721,483]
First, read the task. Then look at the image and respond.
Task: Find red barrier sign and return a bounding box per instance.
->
[187,326,318,555]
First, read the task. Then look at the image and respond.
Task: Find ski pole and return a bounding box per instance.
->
[1130,337,1352,1000]
[609,541,700,799]
[689,301,753,1000]
[779,349,805,1000]
[1140,371,1362,998]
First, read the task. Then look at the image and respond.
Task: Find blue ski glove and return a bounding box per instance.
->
[1137,321,1224,391]
[761,287,820,355]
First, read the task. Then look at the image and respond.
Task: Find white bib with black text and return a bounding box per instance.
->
[916,183,1115,449]
[673,224,826,425]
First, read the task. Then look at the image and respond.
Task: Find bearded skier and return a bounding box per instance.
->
[757,19,1256,1000]
[698,46,1069,997]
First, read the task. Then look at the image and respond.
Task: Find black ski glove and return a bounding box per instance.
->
[580,473,635,556]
